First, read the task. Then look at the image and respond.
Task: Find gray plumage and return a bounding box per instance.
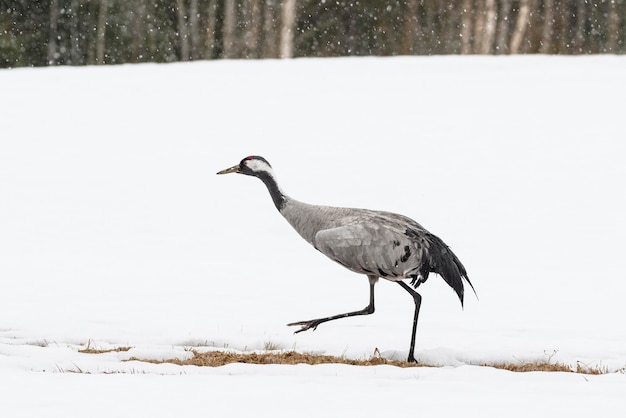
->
[283,201,469,302]
[217,155,475,363]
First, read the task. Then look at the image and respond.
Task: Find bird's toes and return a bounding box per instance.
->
[287,320,316,333]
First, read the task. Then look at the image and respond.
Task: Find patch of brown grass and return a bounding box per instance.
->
[486,361,573,373]
[485,361,607,374]
[127,349,425,368]
[74,342,608,374]
[78,346,132,354]
[575,361,608,375]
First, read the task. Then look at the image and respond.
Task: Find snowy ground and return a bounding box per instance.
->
[1,56,625,416]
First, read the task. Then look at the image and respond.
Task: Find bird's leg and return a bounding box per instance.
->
[397,281,422,363]
[288,276,377,333]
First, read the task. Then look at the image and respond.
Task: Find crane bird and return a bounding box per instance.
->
[217,155,475,363]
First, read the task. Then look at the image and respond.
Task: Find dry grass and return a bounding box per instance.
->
[78,346,132,354]
[484,360,608,374]
[127,349,426,368]
[575,361,608,375]
[77,339,133,354]
[74,343,608,374]
[485,361,574,373]
[484,351,608,374]
[123,350,610,374]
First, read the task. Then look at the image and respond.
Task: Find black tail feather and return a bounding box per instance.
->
[424,233,476,306]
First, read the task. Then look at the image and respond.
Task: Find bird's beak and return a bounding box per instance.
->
[216,164,240,175]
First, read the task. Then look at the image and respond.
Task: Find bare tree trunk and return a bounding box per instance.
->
[48,0,59,64]
[540,0,554,53]
[206,0,218,58]
[606,0,621,53]
[460,0,473,54]
[573,0,586,53]
[131,0,146,62]
[510,0,531,54]
[496,0,513,54]
[555,1,570,53]
[443,2,461,53]
[176,0,190,60]
[70,0,81,64]
[402,0,419,55]
[254,0,266,57]
[96,0,109,64]
[480,0,496,54]
[473,0,485,54]
[189,0,201,59]
[423,0,437,53]
[223,0,237,58]
[244,0,263,58]
[279,0,297,58]
[262,0,279,58]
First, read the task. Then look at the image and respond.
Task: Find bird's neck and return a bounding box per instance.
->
[257,172,287,211]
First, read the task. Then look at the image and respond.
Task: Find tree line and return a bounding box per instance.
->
[1,0,625,68]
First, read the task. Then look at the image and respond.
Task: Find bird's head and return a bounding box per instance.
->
[217,155,274,178]
[217,156,285,209]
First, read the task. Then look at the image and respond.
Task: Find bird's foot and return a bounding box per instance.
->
[407,354,418,364]
[287,319,324,334]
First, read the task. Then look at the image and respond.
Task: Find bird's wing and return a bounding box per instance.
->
[313,213,476,306]
[313,222,421,278]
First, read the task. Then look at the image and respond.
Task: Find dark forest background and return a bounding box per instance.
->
[1,0,625,68]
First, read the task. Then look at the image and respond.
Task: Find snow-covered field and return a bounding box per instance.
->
[1,56,625,416]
